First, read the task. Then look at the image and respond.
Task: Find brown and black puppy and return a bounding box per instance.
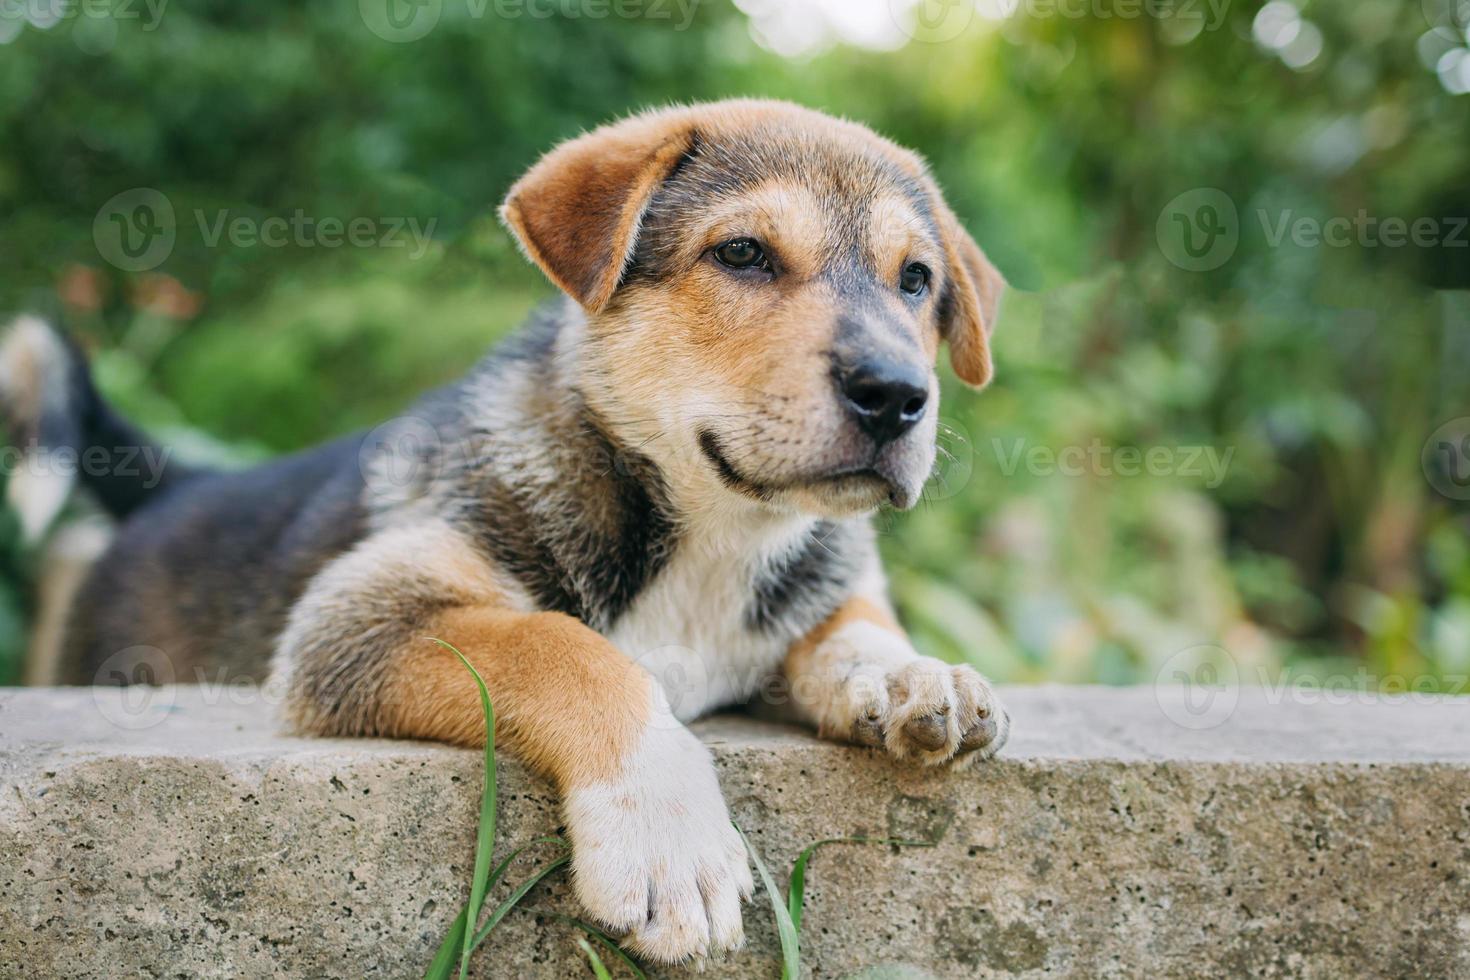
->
[1,100,1009,963]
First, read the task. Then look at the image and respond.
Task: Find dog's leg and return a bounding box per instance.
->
[273,522,752,963]
[781,594,1010,766]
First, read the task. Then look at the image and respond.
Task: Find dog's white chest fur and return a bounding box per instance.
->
[605,515,811,722]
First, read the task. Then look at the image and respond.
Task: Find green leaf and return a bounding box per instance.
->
[786,838,935,932]
[487,836,568,893]
[734,823,800,980]
[424,838,567,980]
[427,637,497,980]
[423,906,468,980]
[578,938,615,979]
[470,854,573,949]
[530,908,648,979]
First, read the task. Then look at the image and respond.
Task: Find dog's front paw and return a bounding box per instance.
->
[562,722,753,964]
[815,621,1011,766]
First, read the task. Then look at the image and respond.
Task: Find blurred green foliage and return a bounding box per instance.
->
[1,0,1467,688]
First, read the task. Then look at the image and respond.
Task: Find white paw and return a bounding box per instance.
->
[815,621,1010,766]
[562,716,753,964]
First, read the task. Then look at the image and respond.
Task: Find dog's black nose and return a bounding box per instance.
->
[839,359,929,445]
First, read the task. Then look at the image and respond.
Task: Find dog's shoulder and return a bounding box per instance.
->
[383,300,681,631]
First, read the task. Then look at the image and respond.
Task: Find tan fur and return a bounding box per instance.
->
[935,207,1004,386]
[278,521,649,790]
[788,595,901,662]
[383,607,652,790]
[501,113,697,313]
[684,181,834,281]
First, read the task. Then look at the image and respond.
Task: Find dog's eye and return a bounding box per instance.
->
[900,262,931,296]
[713,238,769,271]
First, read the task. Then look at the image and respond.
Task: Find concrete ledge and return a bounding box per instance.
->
[2,685,1469,978]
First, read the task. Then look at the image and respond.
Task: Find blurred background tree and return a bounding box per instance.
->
[1,0,1466,687]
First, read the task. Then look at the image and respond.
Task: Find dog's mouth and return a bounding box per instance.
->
[698,429,901,507]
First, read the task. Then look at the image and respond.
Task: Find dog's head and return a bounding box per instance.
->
[502,100,1004,518]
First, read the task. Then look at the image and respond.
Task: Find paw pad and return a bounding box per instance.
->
[841,659,1009,765]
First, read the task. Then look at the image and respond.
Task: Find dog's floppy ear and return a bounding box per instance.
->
[500,111,696,314]
[936,209,1005,389]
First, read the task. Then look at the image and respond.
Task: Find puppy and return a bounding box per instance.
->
[2,99,1010,963]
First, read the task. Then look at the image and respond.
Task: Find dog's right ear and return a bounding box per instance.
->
[500,111,696,314]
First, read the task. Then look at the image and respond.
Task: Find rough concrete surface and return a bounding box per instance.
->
[1,684,1468,979]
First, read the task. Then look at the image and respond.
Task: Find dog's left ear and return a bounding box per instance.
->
[500,111,695,314]
[936,210,1006,389]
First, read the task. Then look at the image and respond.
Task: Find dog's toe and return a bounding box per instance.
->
[951,665,1009,766]
[569,843,648,934]
[625,873,712,963]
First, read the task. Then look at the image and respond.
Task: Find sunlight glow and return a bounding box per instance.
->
[734,0,919,58]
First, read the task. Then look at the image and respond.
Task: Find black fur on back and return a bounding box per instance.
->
[63,436,368,683]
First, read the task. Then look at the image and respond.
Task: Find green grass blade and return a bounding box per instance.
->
[427,637,497,980]
[578,938,615,979]
[487,836,568,892]
[423,905,468,980]
[470,854,573,949]
[787,837,935,931]
[529,908,649,979]
[424,838,566,980]
[734,823,800,980]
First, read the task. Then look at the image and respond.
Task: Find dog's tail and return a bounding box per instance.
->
[0,316,194,541]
